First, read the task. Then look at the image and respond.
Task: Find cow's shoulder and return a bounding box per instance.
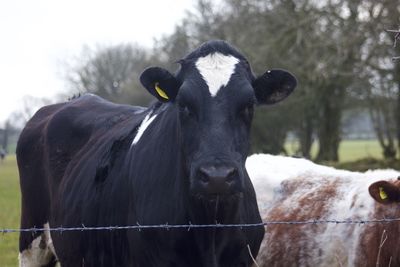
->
[17,102,65,163]
[44,94,142,143]
[47,94,143,134]
[19,94,148,185]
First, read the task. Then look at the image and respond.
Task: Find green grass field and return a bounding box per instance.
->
[0,139,393,266]
[285,139,384,162]
[0,155,20,266]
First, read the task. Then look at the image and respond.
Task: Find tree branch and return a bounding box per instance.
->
[386,28,400,61]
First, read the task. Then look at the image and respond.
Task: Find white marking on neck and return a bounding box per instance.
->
[131,111,158,146]
[195,52,239,97]
[43,223,57,258]
[19,222,57,267]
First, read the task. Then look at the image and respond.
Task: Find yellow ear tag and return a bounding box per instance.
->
[379,187,388,200]
[155,82,169,100]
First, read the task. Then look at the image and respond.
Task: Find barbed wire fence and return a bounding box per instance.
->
[2,218,400,234]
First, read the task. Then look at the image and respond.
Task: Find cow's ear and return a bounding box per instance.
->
[252,69,297,105]
[140,67,181,102]
[368,180,400,204]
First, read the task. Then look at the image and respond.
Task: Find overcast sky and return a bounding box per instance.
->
[0,0,194,126]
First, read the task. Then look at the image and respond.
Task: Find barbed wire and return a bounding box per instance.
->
[2,218,400,234]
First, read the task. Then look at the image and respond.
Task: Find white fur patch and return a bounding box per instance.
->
[43,223,57,259]
[195,52,239,97]
[131,112,158,146]
[246,154,400,210]
[19,222,56,267]
[246,154,400,266]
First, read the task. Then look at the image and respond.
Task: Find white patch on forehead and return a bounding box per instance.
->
[195,52,240,97]
[131,112,158,146]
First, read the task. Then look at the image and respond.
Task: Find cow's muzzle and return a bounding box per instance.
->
[192,164,241,196]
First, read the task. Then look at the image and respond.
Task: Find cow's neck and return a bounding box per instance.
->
[127,103,189,223]
[188,196,243,266]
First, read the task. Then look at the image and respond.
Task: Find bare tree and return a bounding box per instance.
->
[387,28,400,61]
[65,44,153,106]
[358,0,400,159]
[7,95,52,129]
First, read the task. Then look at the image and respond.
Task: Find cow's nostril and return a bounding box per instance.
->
[198,168,210,183]
[225,167,237,182]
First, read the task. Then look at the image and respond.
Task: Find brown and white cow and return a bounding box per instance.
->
[246,154,400,267]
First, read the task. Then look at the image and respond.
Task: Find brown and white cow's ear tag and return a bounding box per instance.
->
[155,82,169,100]
[379,187,388,200]
[368,180,400,204]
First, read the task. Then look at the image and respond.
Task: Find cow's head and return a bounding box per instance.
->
[140,40,296,199]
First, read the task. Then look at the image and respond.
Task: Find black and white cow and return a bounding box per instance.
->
[17,40,296,267]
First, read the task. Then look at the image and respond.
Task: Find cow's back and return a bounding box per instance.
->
[17,94,147,265]
[247,154,400,267]
[260,175,400,267]
[18,94,144,190]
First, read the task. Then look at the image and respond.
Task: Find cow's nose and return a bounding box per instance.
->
[197,165,238,195]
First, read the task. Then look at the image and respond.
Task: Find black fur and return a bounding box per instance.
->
[17,40,296,266]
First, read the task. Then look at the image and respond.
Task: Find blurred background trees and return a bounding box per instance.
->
[65,44,154,106]
[4,0,400,164]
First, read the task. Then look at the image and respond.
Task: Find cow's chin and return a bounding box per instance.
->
[189,190,243,203]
